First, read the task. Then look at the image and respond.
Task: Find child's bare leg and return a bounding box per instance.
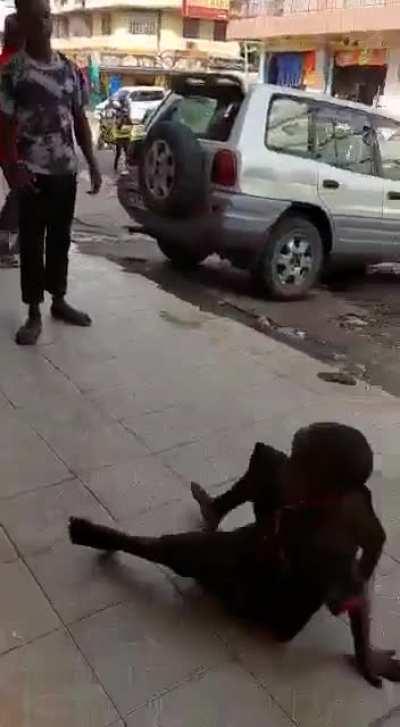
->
[191,472,255,531]
[69,517,241,579]
[191,442,285,530]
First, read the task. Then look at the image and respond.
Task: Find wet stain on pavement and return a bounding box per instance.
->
[159,310,205,329]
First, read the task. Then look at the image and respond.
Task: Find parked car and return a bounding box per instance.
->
[94,86,166,124]
[118,73,400,299]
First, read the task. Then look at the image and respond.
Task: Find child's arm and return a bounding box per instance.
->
[349,587,400,687]
[353,489,386,583]
[326,491,385,615]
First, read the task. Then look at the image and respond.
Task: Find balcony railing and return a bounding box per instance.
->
[231,0,391,17]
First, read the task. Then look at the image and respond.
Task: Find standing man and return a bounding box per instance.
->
[0,0,102,345]
[0,13,24,268]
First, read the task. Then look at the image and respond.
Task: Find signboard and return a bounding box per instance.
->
[182,0,230,21]
[100,49,241,73]
[335,49,386,68]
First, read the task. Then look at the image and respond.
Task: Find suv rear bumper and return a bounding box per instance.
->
[118,174,289,260]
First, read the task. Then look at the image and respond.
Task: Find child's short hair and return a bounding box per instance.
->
[291,422,373,492]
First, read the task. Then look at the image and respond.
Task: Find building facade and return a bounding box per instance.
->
[228,0,400,115]
[51,0,241,90]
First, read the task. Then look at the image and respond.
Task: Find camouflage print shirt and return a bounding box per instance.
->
[0,51,87,175]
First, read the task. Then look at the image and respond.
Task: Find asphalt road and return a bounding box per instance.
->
[75,149,400,398]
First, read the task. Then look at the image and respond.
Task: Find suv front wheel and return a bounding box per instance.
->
[256,216,323,300]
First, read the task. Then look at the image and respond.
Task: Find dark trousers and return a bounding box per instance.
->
[19,174,77,305]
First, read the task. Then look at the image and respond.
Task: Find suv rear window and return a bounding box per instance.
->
[131,90,164,102]
[266,96,313,158]
[155,80,243,141]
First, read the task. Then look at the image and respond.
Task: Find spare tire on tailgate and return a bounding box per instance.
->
[139,121,206,218]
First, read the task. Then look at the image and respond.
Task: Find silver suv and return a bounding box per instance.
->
[118,73,400,300]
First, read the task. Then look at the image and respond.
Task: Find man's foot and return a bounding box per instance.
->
[191,482,221,531]
[51,299,91,327]
[15,315,42,346]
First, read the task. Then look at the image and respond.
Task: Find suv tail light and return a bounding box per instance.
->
[211,149,237,187]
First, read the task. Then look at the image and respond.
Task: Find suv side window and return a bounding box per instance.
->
[375,118,400,181]
[315,105,374,176]
[266,96,313,158]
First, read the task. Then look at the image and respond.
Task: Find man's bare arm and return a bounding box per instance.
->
[73,109,102,194]
[0,112,35,190]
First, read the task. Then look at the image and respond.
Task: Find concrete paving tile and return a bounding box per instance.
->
[0,349,80,408]
[0,478,112,558]
[122,403,234,453]
[121,370,315,453]
[125,662,293,727]
[0,629,118,726]
[218,610,400,727]
[371,559,400,652]
[27,539,165,624]
[71,594,232,714]
[0,526,17,563]
[0,390,11,410]
[0,409,69,498]
[41,346,143,395]
[80,455,186,522]
[18,393,148,474]
[0,560,59,654]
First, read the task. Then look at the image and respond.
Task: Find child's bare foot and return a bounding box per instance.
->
[190,482,220,531]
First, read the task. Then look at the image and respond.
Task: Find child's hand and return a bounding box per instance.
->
[358,647,400,688]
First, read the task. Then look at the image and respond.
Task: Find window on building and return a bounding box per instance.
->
[69,13,92,36]
[128,11,158,35]
[53,17,69,38]
[266,95,313,158]
[315,105,374,176]
[182,17,200,39]
[375,119,400,181]
[213,21,226,42]
[101,13,112,35]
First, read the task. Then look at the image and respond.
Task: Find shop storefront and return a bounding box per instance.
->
[63,48,245,104]
[332,48,387,106]
[266,50,317,89]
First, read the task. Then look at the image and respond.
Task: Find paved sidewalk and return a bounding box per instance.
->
[1,246,400,727]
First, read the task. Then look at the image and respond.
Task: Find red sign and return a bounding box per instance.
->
[182,0,230,20]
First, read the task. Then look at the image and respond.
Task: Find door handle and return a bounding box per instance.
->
[323,179,340,189]
[387,191,400,201]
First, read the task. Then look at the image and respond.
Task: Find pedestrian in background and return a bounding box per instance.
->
[113,100,132,172]
[0,0,102,345]
[0,13,24,268]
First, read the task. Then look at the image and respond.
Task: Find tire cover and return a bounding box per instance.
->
[139,120,206,218]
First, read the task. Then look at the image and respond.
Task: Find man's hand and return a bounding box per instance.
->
[6,163,36,192]
[357,647,400,688]
[88,162,102,195]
